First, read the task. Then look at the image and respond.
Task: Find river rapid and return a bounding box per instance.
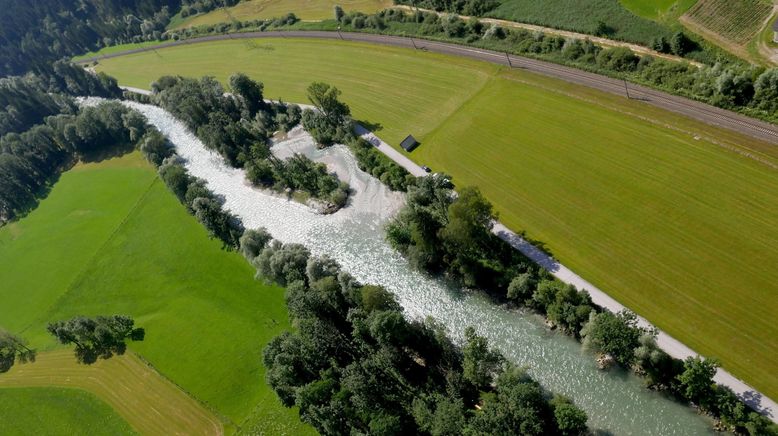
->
[125,100,713,435]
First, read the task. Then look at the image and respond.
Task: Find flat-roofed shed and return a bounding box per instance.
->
[400,134,419,152]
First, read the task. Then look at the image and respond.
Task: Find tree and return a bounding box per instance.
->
[0,329,36,372]
[462,326,504,389]
[158,159,191,202]
[677,356,718,407]
[580,310,643,366]
[752,68,778,113]
[229,73,266,117]
[507,272,536,302]
[47,315,145,364]
[239,227,272,260]
[139,129,171,166]
[551,395,588,436]
[254,242,311,286]
[306,82,351,124]
[670,31,691,56]
[334,5,345,22]
[467,366,555,435]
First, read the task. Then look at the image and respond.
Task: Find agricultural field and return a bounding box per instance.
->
[0,351,219,435]
[169,0,393,29]
[486,0,674,46]
[0,387,135,436]
[618,0,698,20]
[94,38,778,400]
[680,0,775,60]
[0,152,311,435]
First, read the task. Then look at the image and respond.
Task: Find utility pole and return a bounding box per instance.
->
[505,52,512,68]
[624,79,630,99]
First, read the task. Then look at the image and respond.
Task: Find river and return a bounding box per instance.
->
[125,101,713,435]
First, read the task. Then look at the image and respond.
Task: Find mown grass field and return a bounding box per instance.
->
[94,38,778,400]
[0,152,311,435]
[0,351,219,435]
[169,0,393,29]
[72,41,163,62]
[0,387,136,436]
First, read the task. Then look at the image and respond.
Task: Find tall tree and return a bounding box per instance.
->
[47,315,145,364]
[0,329,36,372]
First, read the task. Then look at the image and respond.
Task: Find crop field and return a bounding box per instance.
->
[169,0,393,29]
[93,38,778,399]
[0,387,135,435]
[487,0,674,45]
[681,0,774,48]
[0,351,219,435]
[618,0,698,20]
[0,152,311,435]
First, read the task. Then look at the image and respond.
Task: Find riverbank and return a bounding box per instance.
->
[123,97,718,434]
[119,85,777,424]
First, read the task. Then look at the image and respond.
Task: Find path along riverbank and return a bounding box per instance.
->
[119,85,777,423]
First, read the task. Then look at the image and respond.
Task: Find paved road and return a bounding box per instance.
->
[85,30,778,144]
[118,32,778,417]
[355,114,778,424]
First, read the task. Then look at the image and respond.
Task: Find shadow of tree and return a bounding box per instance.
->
[356,119,383,133]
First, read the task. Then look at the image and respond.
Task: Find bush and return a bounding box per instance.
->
[580,310,645,366]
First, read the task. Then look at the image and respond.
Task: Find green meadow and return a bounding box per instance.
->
[95,38,778,399]
[0,152,311,434]
[0,387,135,436]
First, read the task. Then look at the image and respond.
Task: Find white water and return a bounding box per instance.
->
[125,100,713,435]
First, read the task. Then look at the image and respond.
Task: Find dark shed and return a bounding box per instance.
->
[774,18,778,43]
[400,134,419,152]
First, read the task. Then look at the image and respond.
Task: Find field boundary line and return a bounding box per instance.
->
[18,170,238,432]
[24,173,160,336]
[0,350,224,435]
[416,67,500,144]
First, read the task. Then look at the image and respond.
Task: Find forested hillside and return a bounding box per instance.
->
[0,0,179,76]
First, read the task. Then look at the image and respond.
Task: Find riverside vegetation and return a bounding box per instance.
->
[1,56,773,432]
[81,75,597,433]
[385,172,778,435]
[149,74,351,212]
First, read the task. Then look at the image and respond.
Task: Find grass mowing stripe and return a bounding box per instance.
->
[24,175,160,337]
[0,153,156,334]
[0,151,312,434]
[0,387,137,436]
[0,350,222,435]
[94,38,778,400]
